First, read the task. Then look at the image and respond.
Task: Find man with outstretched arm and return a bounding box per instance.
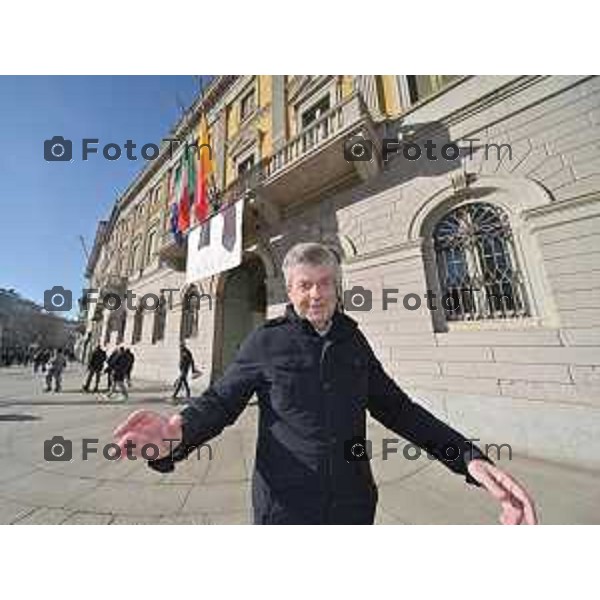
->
[113,242,537,525]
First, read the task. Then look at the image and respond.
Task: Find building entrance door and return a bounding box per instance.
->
[214,255,266,378]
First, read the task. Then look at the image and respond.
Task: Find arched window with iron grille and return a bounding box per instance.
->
[433,202,528,322]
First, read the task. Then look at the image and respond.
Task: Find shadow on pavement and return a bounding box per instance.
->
[0,413,41,421]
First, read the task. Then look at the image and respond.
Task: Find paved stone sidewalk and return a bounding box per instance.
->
[1,365,599,524]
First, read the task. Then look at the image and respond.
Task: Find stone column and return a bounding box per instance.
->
[354,75,381,117]
[271,75,286,152]
[212,109,227,190]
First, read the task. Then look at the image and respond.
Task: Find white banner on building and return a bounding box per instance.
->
[186,198,245,284]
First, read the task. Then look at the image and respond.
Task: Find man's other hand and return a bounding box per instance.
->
[468,459,538,525]
[113,410,183,460]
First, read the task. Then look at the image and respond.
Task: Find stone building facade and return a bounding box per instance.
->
[83,75,600,469]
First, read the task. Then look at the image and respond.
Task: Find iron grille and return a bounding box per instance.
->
[433,203,528,321]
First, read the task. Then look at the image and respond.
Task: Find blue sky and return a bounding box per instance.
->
[0,75,209,317]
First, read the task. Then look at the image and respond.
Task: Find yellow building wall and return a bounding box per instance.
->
[340,75,355,99]
[221,75,404,186]
[224,103,234,188]
[379,75,401,117]
[224,76,262,188]
[257,74,273,160]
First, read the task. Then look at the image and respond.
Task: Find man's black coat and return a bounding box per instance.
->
[150,304,489,524]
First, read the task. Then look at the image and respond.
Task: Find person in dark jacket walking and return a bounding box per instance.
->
[105,346,129,401]
[104,347,119,391]
[113,243,537,525]
[37,348,51,373]
[83,345,106,392]
[172,343,197,401]
[124,348,135,386]
[32,349,44,374]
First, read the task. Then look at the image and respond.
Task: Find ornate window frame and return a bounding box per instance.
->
[413,176,559,332]
[430,202,529,324]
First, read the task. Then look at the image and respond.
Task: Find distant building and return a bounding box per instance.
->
[0,288,78,360]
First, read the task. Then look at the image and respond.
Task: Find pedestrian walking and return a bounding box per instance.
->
[33,349,43,373]
[124,348,135,386]
[45,349,67,392]
[36,348,51,373]
[172,343,198,401]
[105,347,119,391]
[83,345,106,393]
[106,347,129,401]
[43,348,52,372]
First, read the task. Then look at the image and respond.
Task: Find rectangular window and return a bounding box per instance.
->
[145,228,157,266]
[237,154,255,176]
[240,88,256,122]
[406,75,459,105]
[152,184,163,211]
[129,240,140,275]
[301,94,330,129]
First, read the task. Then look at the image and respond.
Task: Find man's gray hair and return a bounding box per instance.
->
[282,242,340,286]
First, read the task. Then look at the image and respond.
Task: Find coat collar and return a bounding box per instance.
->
[284,303,358,340]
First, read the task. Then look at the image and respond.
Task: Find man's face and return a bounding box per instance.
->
[286,264,338,329]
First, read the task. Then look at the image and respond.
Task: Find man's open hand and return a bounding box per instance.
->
[468,459,538,525]
[113,410,183,460]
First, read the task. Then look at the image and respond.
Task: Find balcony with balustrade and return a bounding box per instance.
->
[158,230,187,271]
[220,92,380,208]
[259,91,379,206]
